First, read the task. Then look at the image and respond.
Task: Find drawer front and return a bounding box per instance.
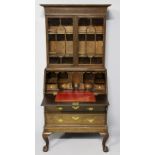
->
[45,113,106,126]
[45,105,107,113]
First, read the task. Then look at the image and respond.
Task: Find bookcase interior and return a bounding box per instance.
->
[47,17,105,65]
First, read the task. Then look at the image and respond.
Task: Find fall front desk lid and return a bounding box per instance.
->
[55,91,96,102]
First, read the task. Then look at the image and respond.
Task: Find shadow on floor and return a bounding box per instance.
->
[51,133,101,139]
[49,133,101,147]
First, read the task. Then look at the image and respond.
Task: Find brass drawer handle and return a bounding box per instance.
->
[57,107,63,111]
[72,116,80,121]
[72,105,80,110]
[87,119,95,123]
[57,118,63,123]
[87,107,94,111]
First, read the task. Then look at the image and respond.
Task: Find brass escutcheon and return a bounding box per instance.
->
[57,107,63,111]
[72,105,80,110]
[87,119,95,123]
[57,118,63,123]
[72,116,80,121]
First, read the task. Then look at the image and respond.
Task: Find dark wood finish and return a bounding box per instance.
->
[41,4,111,152]
[43,70,108,95]
[44,105,107,113]
[42,132,52,152]
[40,4,111,7]
[73,16,79,65]
[41,5,111,16]
[100,132,109,152]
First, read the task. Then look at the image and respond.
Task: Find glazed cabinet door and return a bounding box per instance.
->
[46,16,75,66]
[77,16,106,66]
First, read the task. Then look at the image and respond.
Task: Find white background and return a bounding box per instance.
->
[0,0,155,155]
[35,0,120,155]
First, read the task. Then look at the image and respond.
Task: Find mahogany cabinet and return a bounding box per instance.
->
[41,4,111,152]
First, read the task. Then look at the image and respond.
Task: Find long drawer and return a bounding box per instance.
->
[45,113,106,126]
[43,94,109,113]
[45,104,107,113]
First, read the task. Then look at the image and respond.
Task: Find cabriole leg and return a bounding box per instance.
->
[42,132,51,152]
[100,132,109,152]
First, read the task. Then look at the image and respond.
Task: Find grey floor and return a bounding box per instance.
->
[35,129,120,155]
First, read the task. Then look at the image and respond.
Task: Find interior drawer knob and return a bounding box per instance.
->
[88,107,94,111]
[53,92,57,95]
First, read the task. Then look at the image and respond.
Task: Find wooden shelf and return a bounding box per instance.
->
[46,66,106,72]
[49,53,73,57]
[78,54,103,57]
[45,90,105,95]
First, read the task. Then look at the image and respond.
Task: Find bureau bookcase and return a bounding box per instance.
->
[41,4,111,152]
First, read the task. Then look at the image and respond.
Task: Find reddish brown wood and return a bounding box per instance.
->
[40,4,111,152]
[100,132,109,152]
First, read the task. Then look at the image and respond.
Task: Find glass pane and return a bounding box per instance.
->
[48,18,73,65]
[78,17,104,65]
